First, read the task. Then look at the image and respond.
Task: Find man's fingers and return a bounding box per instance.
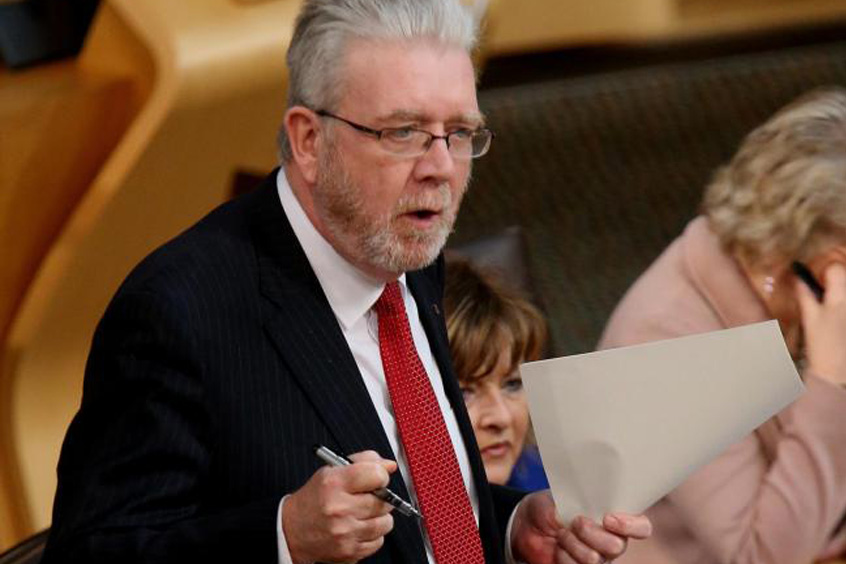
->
[349,490,395,519]
[348,450,398,471]
[524,490,564,535]
[354,537,387,561]
[557,519,608,564]
[554,512,651,564]
[321,467,395,517]
[341,461,392,494]
[286,458,397,564]
[348,450,382,463]
[565,515,637,560]
[348,450,399,474]
[339,514,393,561]
[358,512,395,542]
[603,513,653,540]
[553,547,581,564]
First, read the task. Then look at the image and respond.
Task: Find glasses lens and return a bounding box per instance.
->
[445,129,493,160]
[469,129,492,158]
[379,128,493,159]
[380,129,429,156]
[447,130,473,160]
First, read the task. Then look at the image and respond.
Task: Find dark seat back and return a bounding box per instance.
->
[0,530,47,564]
[452,39,846,355]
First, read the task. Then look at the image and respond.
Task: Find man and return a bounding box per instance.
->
[43,1,651,563]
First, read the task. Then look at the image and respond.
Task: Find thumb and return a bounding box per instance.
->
[527,491,564,534]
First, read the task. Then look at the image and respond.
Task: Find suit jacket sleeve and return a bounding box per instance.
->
[490,485,527,542]
[42,287,279,564]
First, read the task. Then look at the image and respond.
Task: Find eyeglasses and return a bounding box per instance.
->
[315,109,493,160]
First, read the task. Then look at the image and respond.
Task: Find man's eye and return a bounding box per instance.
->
[450,129,473,141]
[385,128,416,142]
[460,386,476,402]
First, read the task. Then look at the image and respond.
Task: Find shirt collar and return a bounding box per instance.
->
[276,168,407,330]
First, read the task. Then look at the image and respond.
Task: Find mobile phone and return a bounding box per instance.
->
[791,261,825,302]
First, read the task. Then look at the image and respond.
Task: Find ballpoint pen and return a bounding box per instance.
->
[313,445,423,520]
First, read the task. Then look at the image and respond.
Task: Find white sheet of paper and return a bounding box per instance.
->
[520,320,804,524]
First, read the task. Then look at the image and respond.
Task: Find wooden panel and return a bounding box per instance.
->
[2,0,296,548]
[483,0,846,55]
[0,1,154,551]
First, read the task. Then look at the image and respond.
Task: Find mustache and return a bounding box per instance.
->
[394,183,453,215]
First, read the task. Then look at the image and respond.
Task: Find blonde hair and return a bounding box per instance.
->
[702,87,846,267]
[444,256,547,384]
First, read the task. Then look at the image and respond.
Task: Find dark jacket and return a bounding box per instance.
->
[43,171,523,564]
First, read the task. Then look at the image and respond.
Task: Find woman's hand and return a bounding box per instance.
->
[796,262,846,385]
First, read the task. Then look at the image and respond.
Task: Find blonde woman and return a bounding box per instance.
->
[444,256,549,490]
[600,88,846,564]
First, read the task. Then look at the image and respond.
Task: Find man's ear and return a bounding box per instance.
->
[284,106,321,184]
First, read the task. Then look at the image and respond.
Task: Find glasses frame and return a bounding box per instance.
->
[314,109,493,159]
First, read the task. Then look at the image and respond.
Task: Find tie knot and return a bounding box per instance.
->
[374,281,404,317]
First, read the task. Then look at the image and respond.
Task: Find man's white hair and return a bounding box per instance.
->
[277,0,479,162]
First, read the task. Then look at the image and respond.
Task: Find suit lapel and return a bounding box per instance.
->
[248,174,427,563]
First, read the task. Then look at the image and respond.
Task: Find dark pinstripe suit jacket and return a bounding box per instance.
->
[43,171,525,564]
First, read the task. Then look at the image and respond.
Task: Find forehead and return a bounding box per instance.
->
[337,38,480,123]
[466,341,517,384]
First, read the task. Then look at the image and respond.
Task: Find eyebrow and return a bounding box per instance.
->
[379,109,486,128]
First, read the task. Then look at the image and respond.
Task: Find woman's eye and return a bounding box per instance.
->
[461,385,479,403]
[503,376,523,394]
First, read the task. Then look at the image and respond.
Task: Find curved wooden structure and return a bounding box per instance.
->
[1,0,295,548]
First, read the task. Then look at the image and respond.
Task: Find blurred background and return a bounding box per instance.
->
[2,0,846,556]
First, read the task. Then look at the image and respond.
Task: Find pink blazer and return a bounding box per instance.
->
[599,216,846,564]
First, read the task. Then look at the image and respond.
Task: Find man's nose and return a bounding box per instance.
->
[414,135,456,181]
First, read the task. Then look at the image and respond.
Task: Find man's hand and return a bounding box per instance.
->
[511,490,652,564]
[283,450,397,563]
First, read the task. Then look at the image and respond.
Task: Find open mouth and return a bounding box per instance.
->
[401,208,441,224]
[412,210,438,220]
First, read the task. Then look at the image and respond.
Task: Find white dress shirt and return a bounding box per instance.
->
[273,168,479,564]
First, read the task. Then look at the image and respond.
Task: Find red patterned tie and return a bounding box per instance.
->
[374,282,485,564]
